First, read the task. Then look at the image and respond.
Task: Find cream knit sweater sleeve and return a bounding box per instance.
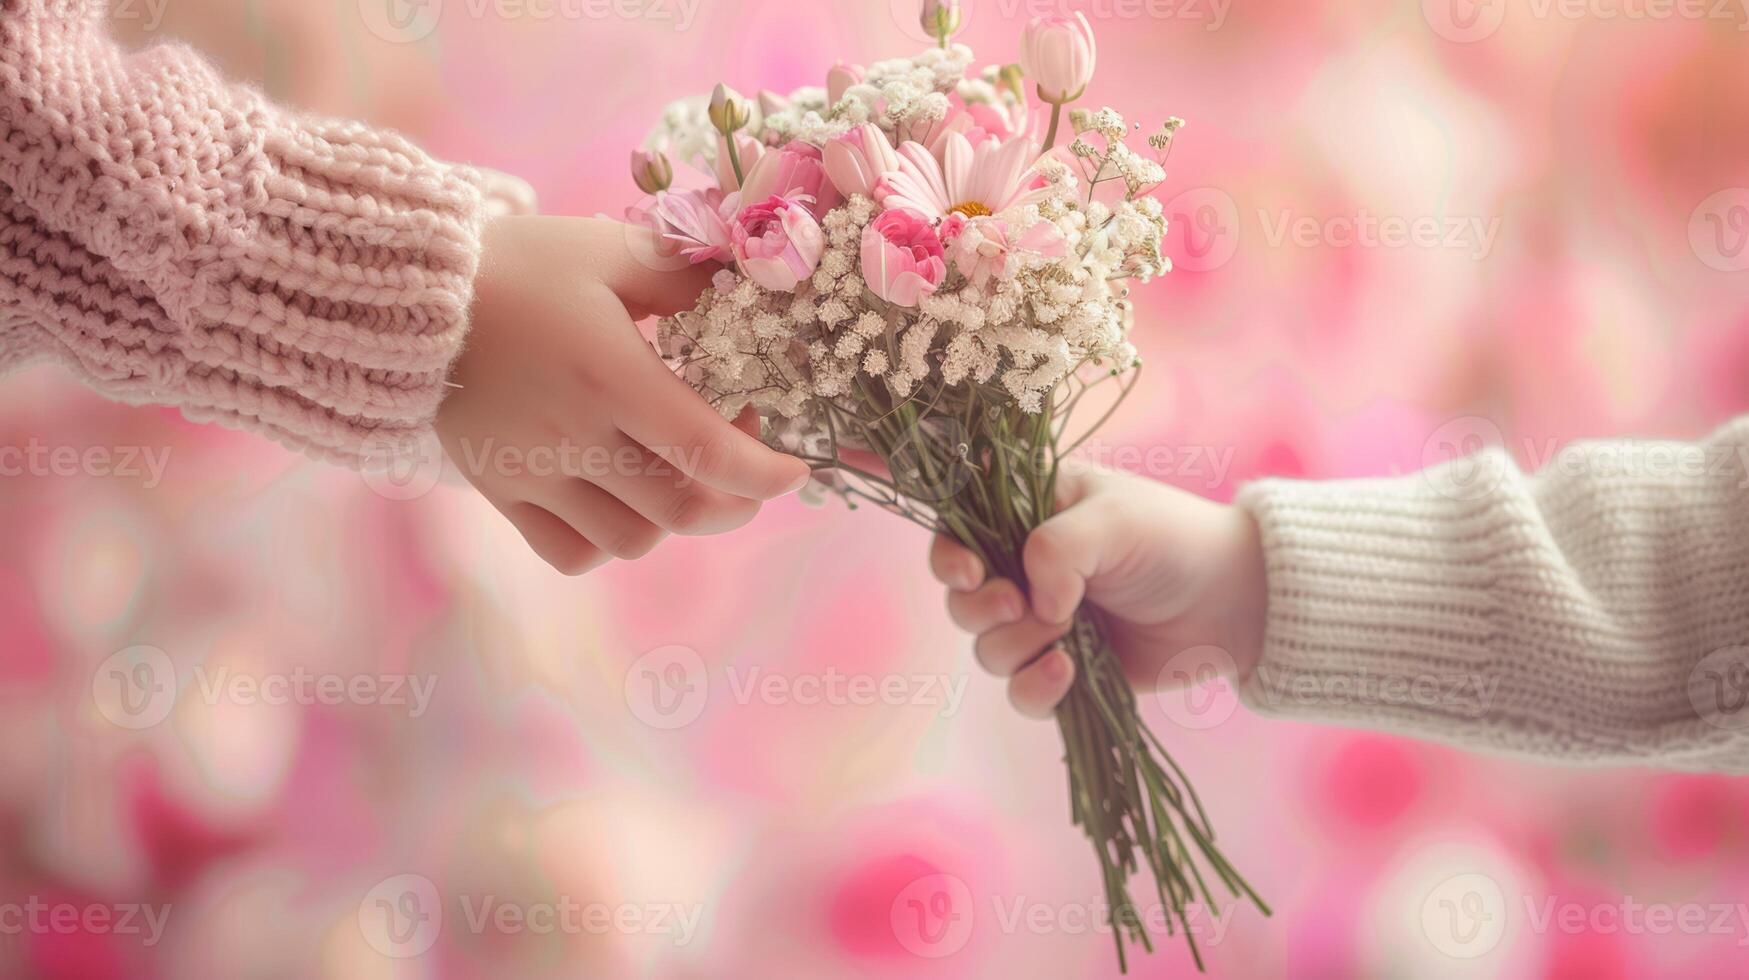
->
[1235,415,1749,771]
[0,1,534,464]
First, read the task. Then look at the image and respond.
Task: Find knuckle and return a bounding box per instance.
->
[687,429,738,485]
[664,490,711,534]
[973,634,1009,678]
[1024,525,1062,567]
[945,592,975,631]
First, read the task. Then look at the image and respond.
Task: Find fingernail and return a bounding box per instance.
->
[782,472,812,496]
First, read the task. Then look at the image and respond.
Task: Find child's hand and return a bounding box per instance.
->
[438,215,811,575]
[928,464,1268,717]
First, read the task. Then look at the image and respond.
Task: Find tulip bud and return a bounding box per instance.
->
[920,0,961,43]
[630,149,673,195]
[1020,13,1097,104]
[826,62,865,105]
[709,83,752,135]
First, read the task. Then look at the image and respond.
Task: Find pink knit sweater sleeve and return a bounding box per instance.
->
[0,1,533,463]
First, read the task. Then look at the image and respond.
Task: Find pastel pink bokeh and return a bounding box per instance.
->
[2,1,1747,977]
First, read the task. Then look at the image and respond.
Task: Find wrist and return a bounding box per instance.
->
[1217,506,1268,683]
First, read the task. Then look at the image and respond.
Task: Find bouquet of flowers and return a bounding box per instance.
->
[626,3,1267,969]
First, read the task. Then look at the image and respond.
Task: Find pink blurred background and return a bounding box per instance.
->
[3,0,1748,976]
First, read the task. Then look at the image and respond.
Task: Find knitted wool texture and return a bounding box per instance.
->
[1238,416,1749,770]
[0,0,532,464]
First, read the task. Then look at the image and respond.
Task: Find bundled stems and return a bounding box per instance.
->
[823,367,1270,972]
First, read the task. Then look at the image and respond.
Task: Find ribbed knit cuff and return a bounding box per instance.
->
[0,6,537,464]
[1233,448,1748,768]
[1234,453,1512,729]
[162,104,505,465]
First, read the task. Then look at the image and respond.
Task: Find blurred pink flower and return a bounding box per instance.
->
[875,133,1048,223]
[1020,12,1096,103]
[860,208,946,307]
[923,97,1031,157]
[940,212,1062,288]
[824,124,900,199]
[732,194,825,291]
[740,140,842,216]
[631,187,734,264]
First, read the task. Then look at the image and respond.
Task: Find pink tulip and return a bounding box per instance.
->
[1021,13,1097,103]
[715,132,766,192]
[732,195,826,292]
[861,208,947,307]
[739,140,843,216]
[824,124,901,199]
[827,62,865,105]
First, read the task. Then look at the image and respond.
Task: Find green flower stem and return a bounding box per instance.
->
[1042,100,1064,153]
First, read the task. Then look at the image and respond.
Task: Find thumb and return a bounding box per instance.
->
[1021,494,1115,626]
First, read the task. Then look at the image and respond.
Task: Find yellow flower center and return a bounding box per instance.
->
[948,201,993,218]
